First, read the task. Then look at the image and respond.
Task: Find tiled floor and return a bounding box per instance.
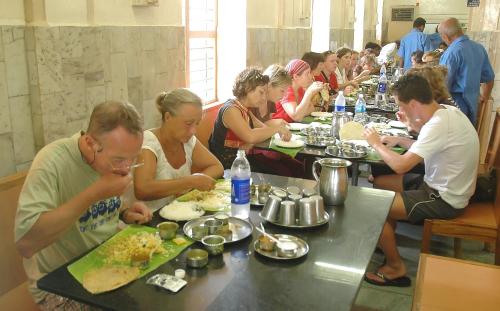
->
[351,175,495,311]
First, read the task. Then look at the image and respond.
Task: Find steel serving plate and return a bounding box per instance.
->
[259,211,330,228]
[183,215,253,244]
[253,234,309,260]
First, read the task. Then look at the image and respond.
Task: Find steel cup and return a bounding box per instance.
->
[261,195,282,222]
[204,219,223,235]
[279,201,296,225]
[192,225,208,240]
[299,197,319,225]
[309,195,325,222]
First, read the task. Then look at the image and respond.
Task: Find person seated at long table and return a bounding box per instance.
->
[134,89,224,212]
[250,64,306,177]
[363,74,479,287]
[209,67,300,177]
[250,64,291,127]
[370,65,456,186]
[15,101,153,310]
[272,59,324,122]
[314,50,339,96]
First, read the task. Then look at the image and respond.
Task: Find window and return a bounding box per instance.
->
[311,0,330,52]
[186,0,218,103]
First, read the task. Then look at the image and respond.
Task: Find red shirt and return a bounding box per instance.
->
[272,86,305,123]
[314,72,338,92]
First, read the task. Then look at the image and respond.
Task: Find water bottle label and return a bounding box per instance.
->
[231,179,250,204]
[335,105,345,112]
[377,83,387,93]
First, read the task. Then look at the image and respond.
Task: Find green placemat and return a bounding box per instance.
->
[366,147,406,161]
[67,225,193,283]
[269,136,304,158]
[301,116,332,124]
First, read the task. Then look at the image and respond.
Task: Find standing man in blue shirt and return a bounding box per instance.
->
[438,18,495,125]
[398,17,432,69]
[428,26,442,50]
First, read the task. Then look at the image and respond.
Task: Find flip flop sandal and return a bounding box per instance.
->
[364,272,411,287]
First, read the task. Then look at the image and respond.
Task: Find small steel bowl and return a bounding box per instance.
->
[204,219,223,235]
[343,149,357,158]
[326,145,339,156]
[157,221,179,240]
[186,249,209,268]
[214,213,230,226]
[202,235,225,256]
[276,240,298,258]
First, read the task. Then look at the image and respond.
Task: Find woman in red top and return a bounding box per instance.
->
[272,59,324,123]
[314,50,339,95]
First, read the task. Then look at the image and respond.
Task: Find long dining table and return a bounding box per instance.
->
[37,172,395,311]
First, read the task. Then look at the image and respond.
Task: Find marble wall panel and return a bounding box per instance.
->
[141,50,157,101]
[141,27,158,51]
[9,95,35,163]
[128,77,143,112]
[142,99,161,130]
[82,28,105,83]
[0,134,16,176]
[62,74,87,122]
[40,92,66,144]
[35,27,63,95]
[110,27,126,54]
[3,26,29,97]
[59,27,83,59]
[0,25,187,177]
[109,52,129,102]
[126,27,142,78]
[0,62,12,134]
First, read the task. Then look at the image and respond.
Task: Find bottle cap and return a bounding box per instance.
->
[175,269,186,279]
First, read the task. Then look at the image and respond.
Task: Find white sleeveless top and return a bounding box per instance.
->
[141,130,197,211]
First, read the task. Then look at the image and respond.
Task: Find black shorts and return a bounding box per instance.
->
[401,175,464,224]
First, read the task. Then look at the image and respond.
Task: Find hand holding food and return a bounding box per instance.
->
[92,173,133,201]
[363,127,382,147]
[122,201,153,225]
[189,173,216,192]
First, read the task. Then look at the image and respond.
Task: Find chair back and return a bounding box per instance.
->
[0,171,28,296]
[493,111,500,227]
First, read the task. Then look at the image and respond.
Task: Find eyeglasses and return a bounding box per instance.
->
[88,134,143,175]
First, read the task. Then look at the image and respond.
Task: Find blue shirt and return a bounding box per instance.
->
[439,35,495,124]
[398,28,432,69]
[428,32,442,50]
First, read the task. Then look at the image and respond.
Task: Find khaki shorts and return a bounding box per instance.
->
[401,175,464,224]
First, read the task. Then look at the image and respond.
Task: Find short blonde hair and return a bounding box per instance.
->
[156,88,202,121]
[264,64,292,88]
[407,66,450,104]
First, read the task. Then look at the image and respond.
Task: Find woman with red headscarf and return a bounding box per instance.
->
[272,59,324,123]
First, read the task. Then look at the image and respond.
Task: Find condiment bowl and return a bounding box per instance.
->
[186,249,209,268]
[201,235,225,256]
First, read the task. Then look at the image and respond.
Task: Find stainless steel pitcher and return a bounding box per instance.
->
[331,112,353,139]
[312,158,351,206]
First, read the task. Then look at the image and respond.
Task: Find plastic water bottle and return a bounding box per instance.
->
[380,63,387,77]
[354,94,367,124]
[334,91,346,112]
[375,73,388,107]
[230,150,251,219]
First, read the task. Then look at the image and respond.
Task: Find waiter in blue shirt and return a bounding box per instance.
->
[428,26,442,50]
[398,17,432,69]
[438,18,495,125]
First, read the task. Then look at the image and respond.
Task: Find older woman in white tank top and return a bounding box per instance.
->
[134,89,223,211]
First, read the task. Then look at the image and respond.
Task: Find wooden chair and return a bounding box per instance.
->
[412,254,500,311]
[0,171,40,311]
[421,111,500,265]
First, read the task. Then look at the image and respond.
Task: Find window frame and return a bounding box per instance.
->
[185,0,219,105]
